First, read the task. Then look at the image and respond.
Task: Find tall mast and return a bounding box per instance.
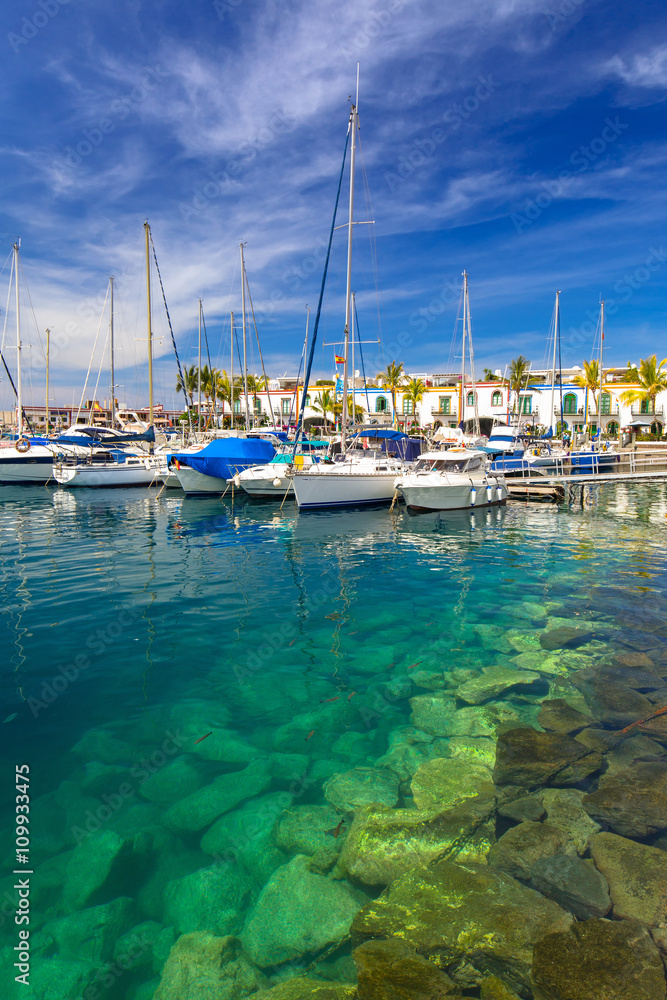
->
[14,242,23,437]
[599,299,604,418]
[230,311,235,429]
[548,291,558,435]
[240,242,249,430]
[465,273,480,435]
[109,276,115,427]
[461,272,467,430]
[341,99,358,452]
[197,298,202,433]
[45,328,50,433]
[144,222,154,432]
[351,291,356,430]
[556,290,563,435]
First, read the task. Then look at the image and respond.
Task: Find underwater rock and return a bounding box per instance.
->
[338,796,495,885]
[531,918,666,1000]
[44,896,135,963]
[153,932,266,1000]
[456,666,541,705]
[352,859,572,995]
[139,756,208,804]
[472,622,515,653]
[135,830,205,922]
[539,626,593,651]
[352,938,456,1000]
[480,976,522,1000]
[163,864,250,936]
[613,649,659,670]
[61,829,131,911]
[374,728,449,782]
[496,794,545,824]
[575,729,664,776]
[201,791,291,885]
[272,702,359,754]
[493,728,603,787]
[582,762,667,837]
[330,731,379,764]
[539,788,600,855]
[189,728,262,764]
[252,978,357,1000]
[71,727,135,764]
[163,760,271,833]
[273,803,346,856]
[487,821,565,882]
[409,694,456,737]
[113,920,165,972]
[529,854,611,919]
[590,831,667,925]
[240,854,366,967]
[537,699,592,735]
[448,703,522,739]
[447,735,497,768]
[571,668,654,728]
[11,956,107,1000]
[410,756,495,812]
[324,767,400,812]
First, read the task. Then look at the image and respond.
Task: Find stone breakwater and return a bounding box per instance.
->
[3,594,667,999]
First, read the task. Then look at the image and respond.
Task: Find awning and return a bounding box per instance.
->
[626,417,656,427]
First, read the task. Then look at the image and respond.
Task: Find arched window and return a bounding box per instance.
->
[563,393,577,414]
[233,399,241,414]
[376,396,388,412]
[606,421,619,437]
[599,392,611,415]
[304,394,311,406]
[466,391,475,407]
[402,397,414,414]
[254,398,262,413]
[491,390,503,406]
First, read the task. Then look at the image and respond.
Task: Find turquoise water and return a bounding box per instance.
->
[1,483,667,997]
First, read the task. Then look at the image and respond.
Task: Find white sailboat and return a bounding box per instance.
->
[292,90,415,509]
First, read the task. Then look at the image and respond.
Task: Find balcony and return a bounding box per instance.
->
[631,405,664,417]
[430,406,458,417]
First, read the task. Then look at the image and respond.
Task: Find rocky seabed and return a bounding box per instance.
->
[4,594,667,1000]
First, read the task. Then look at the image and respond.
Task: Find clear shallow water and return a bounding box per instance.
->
[1,483,667,996]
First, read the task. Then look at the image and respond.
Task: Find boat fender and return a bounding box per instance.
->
[272,477,282,487]
[469,485,477,506]
[486,485,493,504]
[233,474,241,487]
[496,484,503,503]
[16,438,30,453]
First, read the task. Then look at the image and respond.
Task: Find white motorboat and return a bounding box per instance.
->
[395,448,508,512]
[233,451,322,498]
[291,446,407,509]
[53,453,161,488]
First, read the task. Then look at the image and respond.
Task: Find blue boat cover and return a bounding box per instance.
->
[349,428,424,461]
[172,438,276,479]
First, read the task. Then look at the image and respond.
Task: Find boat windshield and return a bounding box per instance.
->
[415,456,483,473]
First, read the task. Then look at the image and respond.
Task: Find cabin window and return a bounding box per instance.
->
[402,397,414,414]
[599,392,611,415]
[376,396,388,412]
[491,390,503,406]
[439,396,451,414]
[281,398,291,415]
[563,393,577,414]
[466,391,475,407]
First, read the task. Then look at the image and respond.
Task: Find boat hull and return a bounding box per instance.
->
[292,471,399,509]
[239,475,294,498]
[53,462,159,487]
[174,467,230,494]
[0,446,56,484]
[397,477,508,512]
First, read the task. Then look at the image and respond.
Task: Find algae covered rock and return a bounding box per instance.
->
[529,854,611,919]
[252,979,357,1000]
[480,976,522,1000]
[353,938,456,1000]
[163,761,271,833]
[324,767,399,812]
[410,756,495,812]
[539,626,593,650]
[590,831,667,925]
[456,665,541,705]
[531,918,666,1000]
[352,859,572,995]
[138,755,206,803]
[537,699,592,735]
[163,864,250,936]
[582,761,667,837]
[44,896,135,963]
[539,788,600,855]
[273,803,345,856]
[200,791,291,885]
[493,728,602,787]
[61,828,132,911]
[487,821,565,882]
[338,797,495,885]
[11,956,107,1000]
[409,694,456,736]
[240,854,366,967]
[153,932,266,1000]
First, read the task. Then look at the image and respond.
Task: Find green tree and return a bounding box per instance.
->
[573,359,609,423]
[175,364,198,408]
[312,389,335,433]
[507,356,531,414]
[482,368,501,381]
[403,377,426,431]
[619,355,667,417]
[376,361,407,428]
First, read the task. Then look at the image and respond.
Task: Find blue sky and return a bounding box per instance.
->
[1,0,667,410]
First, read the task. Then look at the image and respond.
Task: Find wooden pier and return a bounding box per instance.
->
[506,448,667,503]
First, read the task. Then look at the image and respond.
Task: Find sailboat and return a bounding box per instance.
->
[53,224,162,488]
[291,90,418,509]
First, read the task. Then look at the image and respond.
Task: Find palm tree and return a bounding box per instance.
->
[507,356,531,414]
[245,374,266,425]
[376,361,407,428]
[312,389,335,433]
[175,364,198,409]
[619,355,667,423]
[403,377,426,431]
[215,370,242,426]
[573,359,609,425]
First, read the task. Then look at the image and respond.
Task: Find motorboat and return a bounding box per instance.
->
[395,448,508,512]
[53,451,161,488]
[233,442,327,498]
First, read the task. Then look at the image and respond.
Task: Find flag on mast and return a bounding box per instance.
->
[334,354,345,365]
